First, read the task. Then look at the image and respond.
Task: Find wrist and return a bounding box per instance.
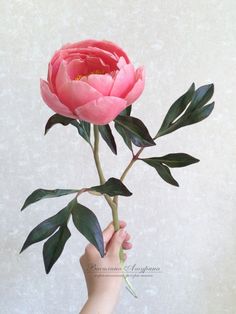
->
[80,292,118,314]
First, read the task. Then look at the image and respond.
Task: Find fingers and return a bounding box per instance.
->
[82,220,132,262]
[103,220,127,246]
[122,232,132,250]
[106,228,127,256]
[122,241,132,250]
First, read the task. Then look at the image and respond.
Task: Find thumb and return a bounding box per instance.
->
[107,228,127,256]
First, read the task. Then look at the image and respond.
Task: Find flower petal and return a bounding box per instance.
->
[94,40,130,64]
[117,56,127,69]
[40,79,77,119]
[75,96,127,125]
[66,59,88,79]
[124,67,145,105]
[84,73,114,95]
[76,47,118,70]
[86,56,111,73]
[62,39,130,63]
[110,64,135,98]
[57,80,102,111]
[55,61,71,94]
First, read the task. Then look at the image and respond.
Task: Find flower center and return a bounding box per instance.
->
[75,69,106,80]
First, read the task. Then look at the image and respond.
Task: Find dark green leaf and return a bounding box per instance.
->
[20,201,74,253]
[43,225,71,274]
[119,105,132,116]
[71,120,91,144]
[181,102,215,126]
[156,84,214,138]
[186,84,214,113]
[21,188,79,211]
[44,114,75,135]
[72,203,104,257]
[90,177,132,197]
[146,153,199,168]
[159,83,195,132]
[44,114,91,144]
[114,122,133,151]
[98,124,117,155]
[115,115,156,147]
[141,159,179,186]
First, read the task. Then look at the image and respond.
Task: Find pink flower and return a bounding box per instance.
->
[40,39,145,125]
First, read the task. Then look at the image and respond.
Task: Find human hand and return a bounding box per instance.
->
[80,220,132,314]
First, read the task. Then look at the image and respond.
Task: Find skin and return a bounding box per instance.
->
[80,221,132,314]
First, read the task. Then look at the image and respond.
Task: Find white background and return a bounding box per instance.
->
[0,1,235,313]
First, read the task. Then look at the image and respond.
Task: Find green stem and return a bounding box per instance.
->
[113,147,145,206]
[93,125,106,184]
[93,125,120,231]
[92,125,141,297]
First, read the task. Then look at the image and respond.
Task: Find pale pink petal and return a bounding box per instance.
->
[62,39,130,63]
[117,56,127,69]
[94,40,130,64]
[84,73,114,95]
[47,62,55,92]
[49,49,71,85]
[66,59,88,79]
[73,47,118,70]
[40,79,77,119]
[110,64,135,98]
[86,56,111,73]
[75,96,127,125]
[55,61,71,94]
[124,67,145,105]
[57,80,102,111]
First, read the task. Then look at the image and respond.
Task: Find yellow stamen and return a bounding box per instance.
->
[75,69,106,81]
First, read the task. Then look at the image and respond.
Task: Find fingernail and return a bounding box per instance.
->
[119,229,126,238]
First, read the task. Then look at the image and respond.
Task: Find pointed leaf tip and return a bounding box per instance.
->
[72,202,104,257]
[20,188,78,211]
[98,124,117,155]
[43,225,71,274]
[141,158,179,187]
[90,177,132,197]
[115,115,156,148]
[156,83,215,138]
[44,114,75,135]
[147,153,200,168]
[20,205,71,253]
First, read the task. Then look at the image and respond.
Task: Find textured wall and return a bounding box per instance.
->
[0,1,236,313]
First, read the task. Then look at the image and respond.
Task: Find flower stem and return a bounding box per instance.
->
[93,125,106,184]
[93,125,120,231]
[113,147,145,206]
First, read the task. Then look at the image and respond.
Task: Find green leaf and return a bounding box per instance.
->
[43,225,71,274]
[146,153,199,168]
[90,178,132,197]
[20,201,73,253]
[72,203,104,257]
[71,120,91,144]
[158,83,195,132]
[21,188,79,211]
[156,84,214,138]
[44,114,91,144]
[141,159,179,186]
[119,105,132,116]
[181,102,215,126]
[115,115,156,147]
[98,124,117,154]
[114,122,133,151]
[44,114,75,135]
[186,84,214,113]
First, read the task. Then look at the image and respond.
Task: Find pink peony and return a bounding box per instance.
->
[40,39,145,125]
